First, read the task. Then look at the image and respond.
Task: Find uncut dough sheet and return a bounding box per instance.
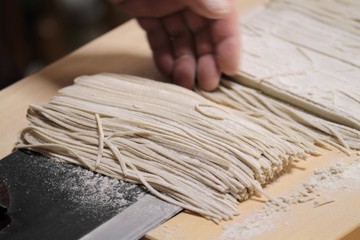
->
[236,0,360,130]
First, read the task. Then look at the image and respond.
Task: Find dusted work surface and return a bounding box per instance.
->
[0,1,359,240]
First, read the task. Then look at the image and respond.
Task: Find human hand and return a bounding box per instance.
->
[111,0,240,91]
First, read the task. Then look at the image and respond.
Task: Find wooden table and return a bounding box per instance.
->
[1,1,359,239]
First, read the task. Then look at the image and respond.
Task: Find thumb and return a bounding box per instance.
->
[183,0,231,19]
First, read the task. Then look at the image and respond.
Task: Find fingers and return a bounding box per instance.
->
[184,9,220,91]
[210,2,240,75]
[114,0,240,91]
[140,7,239,91]
[184,0,240,89]
[137,18,173,76]
[183,2,240,90]
[183,0,231,19]
[197,55,220,91]
[162,13,196,89]
[138,13,197,89]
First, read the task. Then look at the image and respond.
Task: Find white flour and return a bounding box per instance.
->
[59,167,145,209]
[36,156,146,216]
[220,158,360,240]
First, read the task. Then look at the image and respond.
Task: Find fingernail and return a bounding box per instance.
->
[203,0,230,15]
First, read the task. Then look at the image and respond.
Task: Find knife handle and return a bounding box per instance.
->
[0,180,9,208]
[0,179,10,231]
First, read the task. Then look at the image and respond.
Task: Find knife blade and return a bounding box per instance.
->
[80,194,180,240]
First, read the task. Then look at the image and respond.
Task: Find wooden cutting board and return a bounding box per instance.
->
[0,1,359,239]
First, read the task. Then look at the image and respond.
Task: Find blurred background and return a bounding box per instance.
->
[0,0,129,89]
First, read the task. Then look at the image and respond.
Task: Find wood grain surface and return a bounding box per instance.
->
[0,1,359,239]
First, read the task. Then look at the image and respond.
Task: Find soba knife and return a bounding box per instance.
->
[0,150,181,240]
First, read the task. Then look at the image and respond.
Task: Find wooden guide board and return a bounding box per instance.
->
[0,0,359,239]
